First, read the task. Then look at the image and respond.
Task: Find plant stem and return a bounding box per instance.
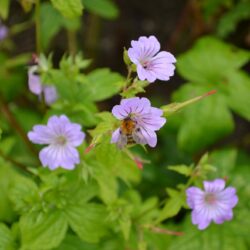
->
[122,67,133,92]
[0,96,38,157]
[148,225,184,236]
[0,149,33,175]
[67,30,77,56]
[35,0,41,54]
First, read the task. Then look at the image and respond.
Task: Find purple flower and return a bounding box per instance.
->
[28,66,58,105]
[0,21,8,41]
[28,115,85,170]
[111,97,166,149]
[128,36,176,83]
[186,179,238,230]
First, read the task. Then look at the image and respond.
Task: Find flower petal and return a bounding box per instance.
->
[28,125,54,144]
[204,179,225,193]
[192,209,211,230]
[140,127,157,147]
[112,105,130,119]
[28,68,42,95]
[152,51,176,64]
[128,35,160,65]
[39,145,79,170]
[186,187,204,209]
[111,128,121,143]
[43,85,58,105]
[213,209,233,224]
[217,187,238,208]
[65,125,85,147]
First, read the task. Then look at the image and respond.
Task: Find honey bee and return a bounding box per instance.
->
[116,117,144,149]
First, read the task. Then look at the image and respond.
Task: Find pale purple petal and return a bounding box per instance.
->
[64,124,85,147]
[204,179,225,193]
[112,105,129,120]
[150,107,164,116]
[111,128,121,143]
[27,125,54,144]
[43,85,58,105]
[127,36,176,83]
[47,115,70,135]
[28,115,85,170]
[140,114,166,131]
[152,51,176,64]
[217,187,238,208]
[140,127,157,147]
[138,35,160,58]
[186,187,204,209]
[142,68,157,83]
[39,145,79,170]
[137,64,147,81]
[28,68,43,95]
[186,178,238,230]
[214,209,233,224]
[120,97,151,115]
[192,210,211,230]
[0,24,8,41]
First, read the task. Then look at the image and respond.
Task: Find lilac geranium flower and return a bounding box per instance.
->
[0,21,8,41]
[128,36,176,83]
[28,65,58,105]
[186,179,238,230]
[111,97,166,149]
[28,115,85,170]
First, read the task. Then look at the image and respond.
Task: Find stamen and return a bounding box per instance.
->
[205,193,217,205]
[55,136,67,145]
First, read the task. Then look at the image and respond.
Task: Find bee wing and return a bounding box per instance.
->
[116,132,128,149]
[132,128,147,145]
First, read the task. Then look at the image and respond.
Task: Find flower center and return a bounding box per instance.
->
[204,193,217,205]
[55,135,67,146]
[140,59,150,69]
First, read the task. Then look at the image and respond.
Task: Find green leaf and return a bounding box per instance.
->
[217,2,250,38]
[20,210,68,250]
[209,148,237,176]
[169,220,248,250]
[54,234,98,250]
[168,165,193,176]
[123,48,131,66]
[0,223,16,250]
[0,0,10,19]
[81,68,125,101]
[227,71,250,121]
[65,203,107,243]
[172,84,234,153]
[93,139,141,184]
[177,36,250,85]
[88,112,118,146]
[157,188,186,222]
[50,0,83,18]
[8,176,39,214]
[82,0,119,19]
[40,3,64,50]
[93,161,118,204]
[121,80,149,98]
[0,163,17,222]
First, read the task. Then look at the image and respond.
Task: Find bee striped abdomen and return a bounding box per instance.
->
[127,134,135,144]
